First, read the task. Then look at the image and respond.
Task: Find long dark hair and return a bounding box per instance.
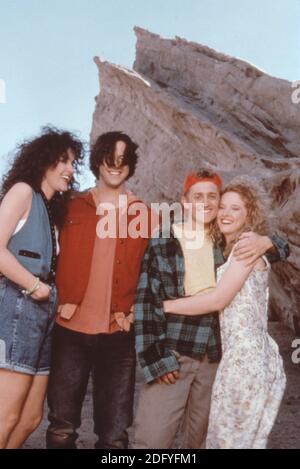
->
[90,131,138,180]
[1,126,85,228]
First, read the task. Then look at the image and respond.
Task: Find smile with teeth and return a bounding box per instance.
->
[220,219,233,224]
[197,208,212,213]
[62,175,71,181]
[108,170,122,176]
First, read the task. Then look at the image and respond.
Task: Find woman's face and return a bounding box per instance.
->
[42,148,75,198]
[217,191,248,236]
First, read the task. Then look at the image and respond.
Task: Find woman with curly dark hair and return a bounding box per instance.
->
[0,126,84,448]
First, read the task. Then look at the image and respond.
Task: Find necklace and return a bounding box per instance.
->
[39,190,57,282]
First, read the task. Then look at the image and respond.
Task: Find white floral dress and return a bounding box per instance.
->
[206,256,286,449]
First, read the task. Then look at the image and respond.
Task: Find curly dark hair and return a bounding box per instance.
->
[90,131,138,180]
[1,126,85,228]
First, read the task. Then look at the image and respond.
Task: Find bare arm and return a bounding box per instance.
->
[0,183,50,298]
[164,256,263,316]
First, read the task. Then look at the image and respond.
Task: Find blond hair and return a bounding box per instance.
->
[215,176,272,256]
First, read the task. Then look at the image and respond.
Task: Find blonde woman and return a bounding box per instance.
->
[164,178,286,449]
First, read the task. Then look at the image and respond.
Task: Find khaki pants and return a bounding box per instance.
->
[132,354,218,449]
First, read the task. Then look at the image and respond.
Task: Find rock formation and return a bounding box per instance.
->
[91,27,300,331]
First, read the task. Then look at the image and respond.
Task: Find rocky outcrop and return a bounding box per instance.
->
[91,28,300,331]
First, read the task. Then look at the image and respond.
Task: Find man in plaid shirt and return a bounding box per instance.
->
[133,169,289,449]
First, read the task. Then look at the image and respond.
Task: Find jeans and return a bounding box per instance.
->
[0,277,57,375]
[46,324,136,449]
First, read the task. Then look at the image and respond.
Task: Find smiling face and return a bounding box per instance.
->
[98,140,129,189]
[41,148,75,199]
[183,181,220,227]
[217,191,248,238]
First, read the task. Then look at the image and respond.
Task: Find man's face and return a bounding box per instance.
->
[99,140,129,188]
[182,181,220,226]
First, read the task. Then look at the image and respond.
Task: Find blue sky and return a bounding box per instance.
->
[0,0,299,185]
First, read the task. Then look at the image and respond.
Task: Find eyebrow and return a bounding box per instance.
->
[194,192,218,195]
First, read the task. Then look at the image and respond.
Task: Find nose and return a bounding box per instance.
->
[115,155,124,168]
[219,208,230,218]
[203,195,210,207]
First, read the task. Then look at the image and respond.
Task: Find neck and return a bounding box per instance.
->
[183,218,210,232]
[40,181,54,200]
[224,232,238,246]
[93,180,126,204]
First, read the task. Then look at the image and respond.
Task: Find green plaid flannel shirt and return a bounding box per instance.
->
[134,229,289,383]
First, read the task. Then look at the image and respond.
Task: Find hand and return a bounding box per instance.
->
[155,370,180,385]
[163,300,173,313]
[233,232,273,267]
[31,282,51,301]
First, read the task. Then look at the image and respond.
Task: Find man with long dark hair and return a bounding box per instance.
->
[46,131,153,449]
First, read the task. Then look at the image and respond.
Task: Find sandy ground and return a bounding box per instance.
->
[24,322,300,449]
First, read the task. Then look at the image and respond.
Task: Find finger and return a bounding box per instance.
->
[156,378,163,385]
[172,370,180,379]
[244,254,260,267]
[234,247,255,257]
[234,241,252,252]
[235,251,257,261]
[167,373,177,384]
[238,231,253,240]
[161,376,171,385]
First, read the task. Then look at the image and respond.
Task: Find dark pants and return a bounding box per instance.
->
[46,324,136,449]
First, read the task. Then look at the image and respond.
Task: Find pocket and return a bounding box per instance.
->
[18,249,41,259]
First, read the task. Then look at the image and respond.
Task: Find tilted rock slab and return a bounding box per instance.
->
[91,27,300,331]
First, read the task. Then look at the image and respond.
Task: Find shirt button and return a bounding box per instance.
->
[116,259,121,264]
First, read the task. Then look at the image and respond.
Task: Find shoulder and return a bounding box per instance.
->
[69,189,89,201]
[67,190,93,210]
[1,182,33,206]
[6,182,32,197]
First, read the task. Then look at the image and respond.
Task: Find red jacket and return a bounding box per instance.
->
[56,190,154,312]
